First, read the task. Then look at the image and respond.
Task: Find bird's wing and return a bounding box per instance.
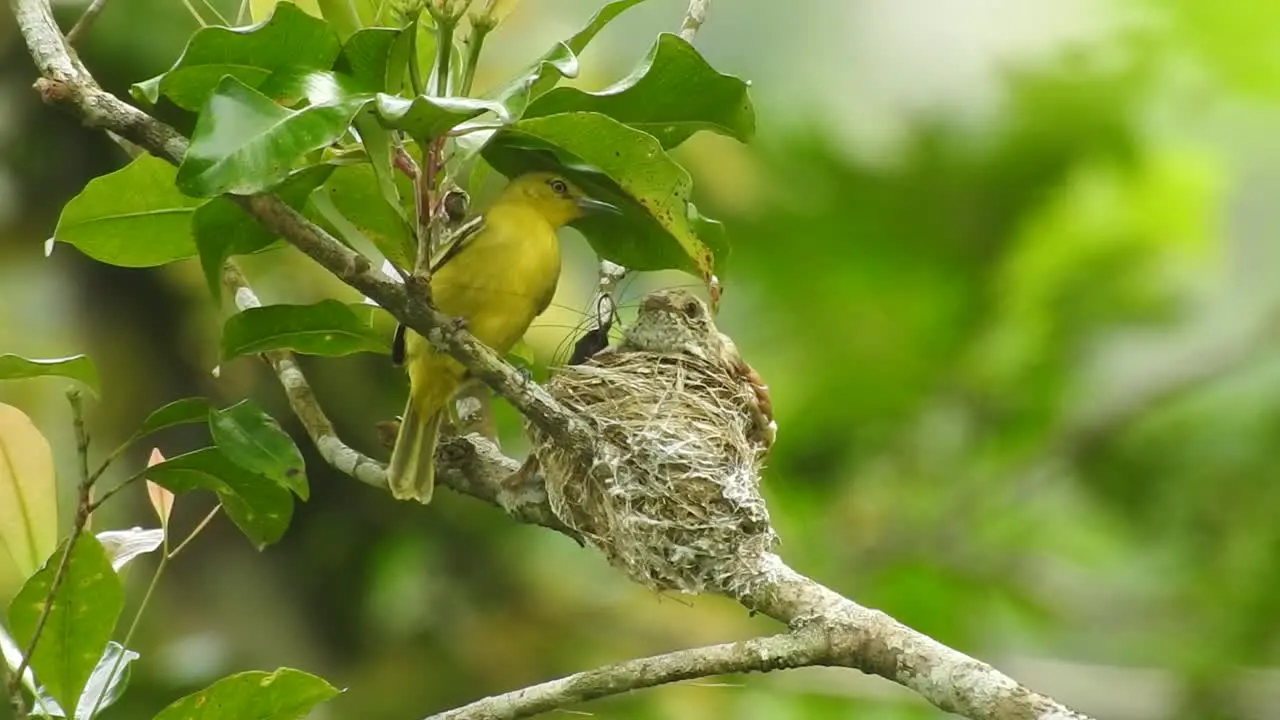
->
[429,215,486,273]
[391,216,487,358]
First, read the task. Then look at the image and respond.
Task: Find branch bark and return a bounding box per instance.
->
[9,2,1094,719]
[220,261,575,535]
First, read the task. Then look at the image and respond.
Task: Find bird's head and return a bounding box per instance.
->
[504,172,620,228]
[622,288,718,358]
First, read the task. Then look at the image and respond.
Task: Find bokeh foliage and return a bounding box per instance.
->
[3,0,1280,718]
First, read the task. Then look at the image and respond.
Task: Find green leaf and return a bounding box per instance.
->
[526,34,755,148]
[352,0,399,27]
[373,93,507,142]
[74,642,139,719]
[221,299,391,358]
[563,0,649,56]
[0,355,98,393]
[143,448,293,548]
[354,111,403,224]
[210,400,308,500]
[475,0,648,134]
[131,397,215,442]
[483,112,718,279]
[95,528,164,572]
[152,668,339,720]
[0,403,57,586]
[339,26,412,93]
[21,639,141,719]
[131,2,342,111]
[193,165,334,302]
[52,155,205,268]
[316,0,361,40]
[348,303,397,345]
[514,0,649,101]
[7,534,124,714]
[178,76,369,197]
[310,162,415,269]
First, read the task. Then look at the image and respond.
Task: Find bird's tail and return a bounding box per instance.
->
[387,389,445,504]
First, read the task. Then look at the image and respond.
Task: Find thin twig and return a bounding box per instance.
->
[179,0,206,26]
[679,0,709,43]
[423,631,828,720]
[167,503,221,559]
[64,0,108,45]
[6,391,95,704]
[196,0,229,25]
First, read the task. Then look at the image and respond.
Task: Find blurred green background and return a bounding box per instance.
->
[5,0,1280,717]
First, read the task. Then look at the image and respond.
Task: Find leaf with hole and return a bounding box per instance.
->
[143,448,293,549]
[7,534,124,714]
[177,76,369,197]
[483,112,721,279]
[0,355,99,394]
[132,2,341,111]
[221,299,392,358]
[526,33,755,148]
[0,403,57,587]
[52,155,205,267]
[152,667,339,720]
[210,400,308,500]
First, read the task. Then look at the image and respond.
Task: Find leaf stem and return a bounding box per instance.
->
[64,0,109,45]
[179,0,207,26]
[458,21,492,97]
[431,17,455,96]
[83,553,166,719]
[6,391,94,708]
[196,0,228,25]
[84,498,219,719]
[168,504,221,559]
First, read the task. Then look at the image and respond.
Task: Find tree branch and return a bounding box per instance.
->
[424,631,829,720]
[9,2,1094,718]
[679,0,709,43]
[219,261,575,535]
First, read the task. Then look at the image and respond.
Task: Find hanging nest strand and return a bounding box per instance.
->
[527,348,776,597]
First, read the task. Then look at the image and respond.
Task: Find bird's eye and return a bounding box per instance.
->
[683,300,701,319]
[549,179,569,195]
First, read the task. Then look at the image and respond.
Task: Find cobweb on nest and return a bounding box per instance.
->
[527,350,776,597]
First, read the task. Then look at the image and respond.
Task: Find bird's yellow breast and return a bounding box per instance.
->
[405,201,562,375]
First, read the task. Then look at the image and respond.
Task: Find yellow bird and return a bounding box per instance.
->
[387,172,618,503]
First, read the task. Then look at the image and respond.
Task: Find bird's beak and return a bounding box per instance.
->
[575,197,621,215]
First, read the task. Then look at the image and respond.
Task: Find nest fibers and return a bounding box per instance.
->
[527,350,776,596]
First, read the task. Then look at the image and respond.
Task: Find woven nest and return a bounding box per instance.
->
[527,350,776,596]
